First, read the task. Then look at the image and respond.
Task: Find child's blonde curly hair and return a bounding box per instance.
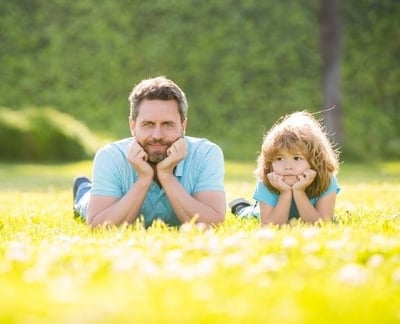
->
[255,111,340,198]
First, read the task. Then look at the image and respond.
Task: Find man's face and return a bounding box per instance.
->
[129,99,186,163]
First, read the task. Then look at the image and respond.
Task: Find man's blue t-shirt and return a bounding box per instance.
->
[89,136,225,227]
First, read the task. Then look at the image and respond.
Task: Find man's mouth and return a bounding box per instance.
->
[148,141,168,147]
[147,143,169,154]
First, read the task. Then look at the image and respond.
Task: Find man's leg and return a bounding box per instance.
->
[73,176,92,220]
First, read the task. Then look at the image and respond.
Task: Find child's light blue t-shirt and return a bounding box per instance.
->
[246,176,340,220]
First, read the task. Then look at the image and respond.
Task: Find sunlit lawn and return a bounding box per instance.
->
[0,160,399,323]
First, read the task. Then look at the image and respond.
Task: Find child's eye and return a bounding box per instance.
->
[294,156,302,161]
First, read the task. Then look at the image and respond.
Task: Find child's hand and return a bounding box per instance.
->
[267,172,292,193]
[292,169,316,191]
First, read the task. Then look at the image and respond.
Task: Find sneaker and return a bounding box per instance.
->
[228,198,251,215]
[73,176,91,218]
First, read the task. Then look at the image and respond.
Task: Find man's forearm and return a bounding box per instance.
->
[159,173,225,225]
[88,178,152,227]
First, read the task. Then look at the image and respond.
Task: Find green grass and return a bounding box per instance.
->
[1,161,400,323]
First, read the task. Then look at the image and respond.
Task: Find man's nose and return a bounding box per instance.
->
[152,125,164,139]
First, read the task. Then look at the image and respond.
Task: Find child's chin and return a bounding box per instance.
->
[283,176,298,186]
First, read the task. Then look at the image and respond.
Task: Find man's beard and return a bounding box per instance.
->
[148,151,167,164]
[144,139,171,164]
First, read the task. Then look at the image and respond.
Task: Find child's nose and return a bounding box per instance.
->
[284,160,293,169]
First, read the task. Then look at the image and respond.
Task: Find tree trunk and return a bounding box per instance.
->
[319,0,344,146]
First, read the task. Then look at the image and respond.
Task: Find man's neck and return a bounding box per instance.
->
[149,163,161,187]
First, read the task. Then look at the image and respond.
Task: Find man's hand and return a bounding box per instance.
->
[292,169,316,191]
[127,140,154,179]
[267,172,292,193]
[157,137,187,174]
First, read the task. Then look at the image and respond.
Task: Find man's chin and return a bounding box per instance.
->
[148,153,167,164]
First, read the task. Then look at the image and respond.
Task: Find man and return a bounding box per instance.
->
[73,76,226,228]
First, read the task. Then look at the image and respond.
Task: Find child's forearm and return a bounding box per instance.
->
[260,191,292,225]
[292,190,324,223]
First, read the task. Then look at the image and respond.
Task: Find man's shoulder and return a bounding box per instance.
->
[95,137,131,159]
[99,137,131,151]
[186,136,221,151]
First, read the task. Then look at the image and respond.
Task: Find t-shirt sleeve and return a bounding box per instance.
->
[193,144,225,193]
[320,176,341,197]
[253,181,279,207]
[91,146,125,198]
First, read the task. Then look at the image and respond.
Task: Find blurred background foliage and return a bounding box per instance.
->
[0,0,398,161]
[0,107,101,161]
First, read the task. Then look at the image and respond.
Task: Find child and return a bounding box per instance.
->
[229,111,340,225]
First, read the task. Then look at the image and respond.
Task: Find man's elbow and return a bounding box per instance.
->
[204,212,225,226]
[86,213,103,229]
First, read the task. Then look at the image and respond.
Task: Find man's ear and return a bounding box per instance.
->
[129,117,135,137]
[182,118,187,134]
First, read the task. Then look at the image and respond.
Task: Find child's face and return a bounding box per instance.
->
[271,150,311,186]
